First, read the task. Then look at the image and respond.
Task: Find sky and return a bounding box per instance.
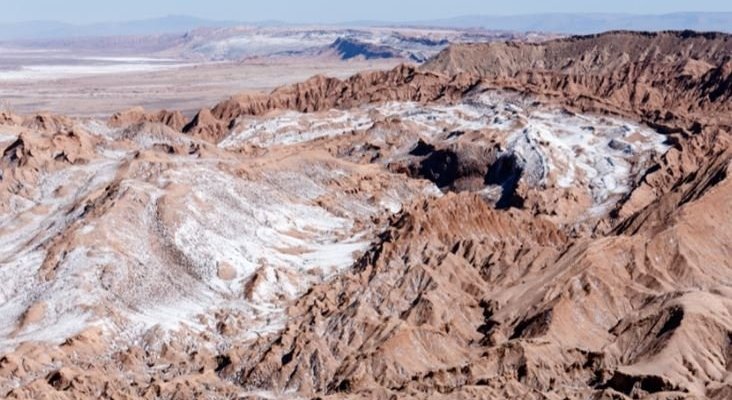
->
[1,0,731,24]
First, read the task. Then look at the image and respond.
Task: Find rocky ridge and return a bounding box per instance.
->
[0,30,730,399]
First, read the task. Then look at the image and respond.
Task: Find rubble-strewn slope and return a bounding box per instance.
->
[1,30,731,399]
[424,31,732,237]
[238,179,732,399]
[423,31,732,125]
[179,65,481,143]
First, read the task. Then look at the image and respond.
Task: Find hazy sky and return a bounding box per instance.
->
[2,0,731,23]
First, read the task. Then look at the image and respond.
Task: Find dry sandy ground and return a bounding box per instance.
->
[0,57,400,118]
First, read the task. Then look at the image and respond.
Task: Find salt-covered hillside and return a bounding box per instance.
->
[0,91,668,359]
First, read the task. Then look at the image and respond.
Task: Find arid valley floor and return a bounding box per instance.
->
[0,26,731,400]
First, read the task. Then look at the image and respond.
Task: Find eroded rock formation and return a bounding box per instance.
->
[1,30,731,399]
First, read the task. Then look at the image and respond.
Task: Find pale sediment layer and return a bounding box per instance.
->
[0,30,730,399]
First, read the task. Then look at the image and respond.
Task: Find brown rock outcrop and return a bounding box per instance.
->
[230,30,732,399]
[1,30,731,400]
[423,31,731,127]
[109,107,187,131]
[181,64,480,142]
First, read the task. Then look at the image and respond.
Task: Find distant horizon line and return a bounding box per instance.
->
[2,11,732,26]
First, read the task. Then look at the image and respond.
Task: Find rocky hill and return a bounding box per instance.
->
[0,30,731,399]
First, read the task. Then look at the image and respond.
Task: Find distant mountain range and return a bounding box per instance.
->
[412,12,732,34]
[0,15,245,42]
[0,12,730,42]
